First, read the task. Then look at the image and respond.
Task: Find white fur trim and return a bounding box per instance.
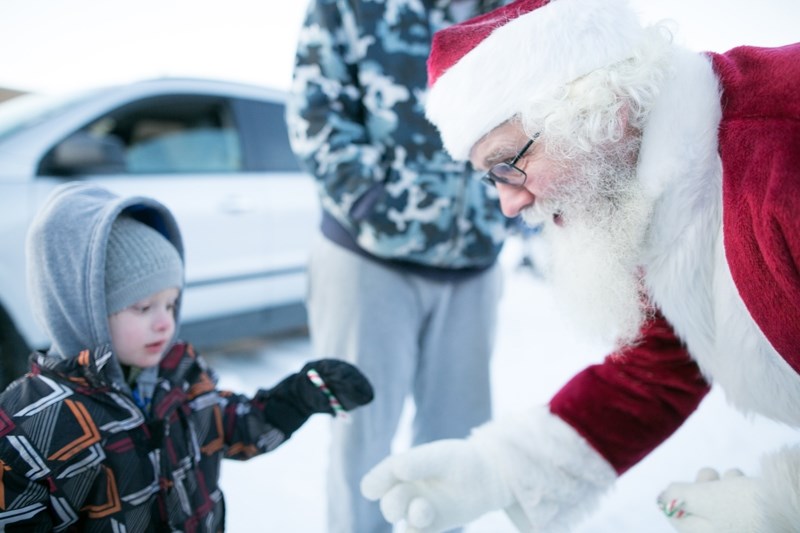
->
[471,407,617,532]
[756,446,800,532]
[426,0,646,159]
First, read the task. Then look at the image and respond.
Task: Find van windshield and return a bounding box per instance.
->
[0,89,99,143]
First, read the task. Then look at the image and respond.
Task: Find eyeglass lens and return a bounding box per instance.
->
[481,133,540,187]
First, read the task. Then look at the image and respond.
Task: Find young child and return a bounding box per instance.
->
[0,183,373,531]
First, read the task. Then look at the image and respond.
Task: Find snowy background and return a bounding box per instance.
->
[206,237,798,532]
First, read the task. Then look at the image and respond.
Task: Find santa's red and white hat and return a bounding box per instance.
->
[425,0,646,160]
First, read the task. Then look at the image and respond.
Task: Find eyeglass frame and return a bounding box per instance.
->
[481,132,541,188]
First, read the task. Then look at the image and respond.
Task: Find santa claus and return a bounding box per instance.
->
[359,0,800,531]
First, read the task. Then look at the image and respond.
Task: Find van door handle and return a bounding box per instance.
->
[218,196,254,214]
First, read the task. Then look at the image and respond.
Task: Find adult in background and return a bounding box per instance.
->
[360,0,800,531]
[286,1,514,531]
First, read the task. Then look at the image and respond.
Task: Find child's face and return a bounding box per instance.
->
[108,287,180,368]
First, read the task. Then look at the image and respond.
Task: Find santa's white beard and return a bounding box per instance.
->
[521,147,654,348]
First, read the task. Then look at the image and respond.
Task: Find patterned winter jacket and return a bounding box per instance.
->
[0,342,290,532]
[286,0,511,271]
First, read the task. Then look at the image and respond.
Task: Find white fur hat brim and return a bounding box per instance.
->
[425,0,646,160]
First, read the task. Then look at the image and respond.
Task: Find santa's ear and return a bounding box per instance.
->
[611,99,635,142]
[618,101,631,132]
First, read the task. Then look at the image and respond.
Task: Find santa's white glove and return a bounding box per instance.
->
[657,467,759,533]
[360,437,513,533]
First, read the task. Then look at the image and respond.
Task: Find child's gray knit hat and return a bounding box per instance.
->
[105,216,184,315]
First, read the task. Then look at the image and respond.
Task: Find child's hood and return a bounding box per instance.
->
[26,182,184,360]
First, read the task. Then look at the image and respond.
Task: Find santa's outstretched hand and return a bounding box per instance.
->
[360,437,514,533]
[657,467,759,533]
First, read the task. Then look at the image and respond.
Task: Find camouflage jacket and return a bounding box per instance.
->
[287,0,511,270]
[0,342,290,532]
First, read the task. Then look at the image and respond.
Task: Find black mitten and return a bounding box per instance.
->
[299,359,374,413]
[260,359,374,437]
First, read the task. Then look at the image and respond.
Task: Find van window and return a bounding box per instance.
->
[40,95,244,176]
[232,98,300,172]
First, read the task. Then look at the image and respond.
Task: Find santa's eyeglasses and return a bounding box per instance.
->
[481,132,541,188]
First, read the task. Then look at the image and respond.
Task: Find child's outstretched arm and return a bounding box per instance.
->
[258,359,374,439]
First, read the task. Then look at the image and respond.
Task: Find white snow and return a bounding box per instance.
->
[206,237,797,532]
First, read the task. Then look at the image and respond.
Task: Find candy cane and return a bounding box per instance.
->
[306,368,349,421]
[659,498,687,519]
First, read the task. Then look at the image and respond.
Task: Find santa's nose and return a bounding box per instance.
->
[496,183,535,218]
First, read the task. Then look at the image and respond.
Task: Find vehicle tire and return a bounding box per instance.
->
[0,310,30,391]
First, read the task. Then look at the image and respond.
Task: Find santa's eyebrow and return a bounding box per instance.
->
[484,144,520,166]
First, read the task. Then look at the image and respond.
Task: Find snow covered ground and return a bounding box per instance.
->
[205,237,797,532]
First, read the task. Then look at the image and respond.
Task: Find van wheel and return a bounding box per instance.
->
[0,312,30,391]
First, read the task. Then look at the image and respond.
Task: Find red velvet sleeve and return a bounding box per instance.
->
[549,312,710,475]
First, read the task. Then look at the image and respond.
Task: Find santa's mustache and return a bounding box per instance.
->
[517,155,653,347]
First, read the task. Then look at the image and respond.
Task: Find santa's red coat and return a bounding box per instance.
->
[550,43,800,475]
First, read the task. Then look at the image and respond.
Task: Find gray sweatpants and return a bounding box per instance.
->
[308,238,503,533]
